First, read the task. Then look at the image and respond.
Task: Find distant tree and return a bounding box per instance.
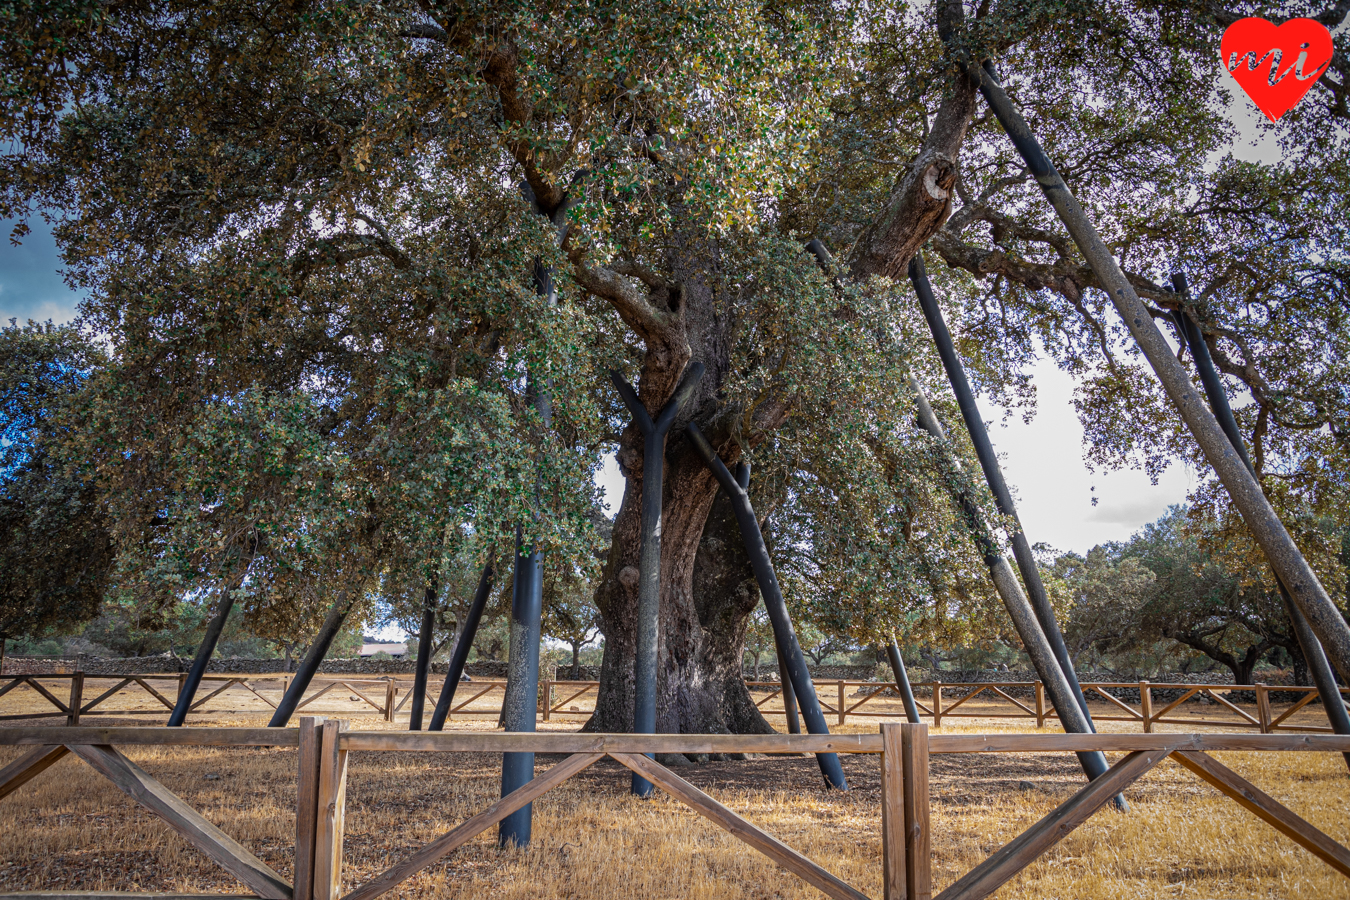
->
[742,609,775,681]
[1052,546,1155,673]
[0,321,112,652]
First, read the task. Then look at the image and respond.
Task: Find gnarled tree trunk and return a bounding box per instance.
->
[588,439,775,737]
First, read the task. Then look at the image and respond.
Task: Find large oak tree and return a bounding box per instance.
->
[2,0,1345,734]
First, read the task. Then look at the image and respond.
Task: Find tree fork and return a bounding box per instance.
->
[612,362,705,797]
[909,376,1122,806]
[964,55,1350,686]
[909,252,1098,730]
[686,423,848,790]
[1170,272,1350,769]
[428,562,494,731]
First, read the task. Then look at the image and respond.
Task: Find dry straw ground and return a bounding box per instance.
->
[1,688,1348,899]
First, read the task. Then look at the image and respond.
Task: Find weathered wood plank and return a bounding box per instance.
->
[313,719,349,900]
[934,749,1170,900]
[984,686,1036,718]
[0,727,299,747]
[341,752,604,900]
[901,724,931,900]
[79,679,135,714]
[609,752,869,900]
[1149,686,1202,721]
[1270,690,1319,729]
[188,680,242,713]
[880,725,905,900]
[1172,750,1350,877]
[131,678,177,711]
[0,893,261,899]
[0,744,69,800]
[234,681,281,710]
[295,682,339,711]
[1090,687,1143,720]
[936,686,989,716]
[340,732,884,754]
[294,717,325,900]
[1202,689,1261,728]
[22,678,71,714]
[928,733,1350,753]
[66,744,291,900]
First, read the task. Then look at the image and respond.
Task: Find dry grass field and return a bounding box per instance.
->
[3,698,1349,900]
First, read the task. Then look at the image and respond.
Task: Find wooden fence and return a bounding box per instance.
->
[2,724,1348,900]
[746,678,1349,734]
[3,672,1345,734]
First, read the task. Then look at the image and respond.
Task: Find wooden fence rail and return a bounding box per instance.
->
[1,726,1348,900]
[3,673,1346,734]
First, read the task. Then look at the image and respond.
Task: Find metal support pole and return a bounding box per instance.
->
[498,248,560,846]
[908,376,1120,804]
[1170,272,1350,768]
[429,561,494,731]
[269,593,354,727]
[500,536,543,847]
[909,253,1097,731]
[612,363,705,797]
[775,642,801,734]
[408,582,438,731]
[962,50,1350,685]
[687,423,848,789]
[886,638,922,724]
[168,591,236,727]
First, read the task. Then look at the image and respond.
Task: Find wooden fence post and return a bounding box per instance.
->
[67,672,84,726]
[932,682,942,729]
[1034,681,1045,729]
[901,723,931,900]
[312,718,349,900]
[881,723,905,900]
[383,680,397,723]
[838,681,847,726]
[1140,681,1152,733]
[541,679,551,722]
[295,716,325,900]
[1256,683,1271,734]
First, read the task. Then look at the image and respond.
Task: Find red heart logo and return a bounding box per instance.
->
[1221,17,1333,121]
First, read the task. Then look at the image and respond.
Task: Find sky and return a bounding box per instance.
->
[0,46,1310,559]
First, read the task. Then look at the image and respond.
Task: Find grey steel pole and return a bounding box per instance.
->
[963,55,1350,684]
[909,376,1122,806]
[408,581,438,731]
[687,423,848,789]
[499,535,543,846]
[428,561,494,731]
[1170,272,1350,767]
[775,641,802,733]
[167,591,236,727]
[909,253,1097,729]
[612,364,705,797]
[269,593,354,727]
[886,638,922,725]
[498,253,560,847]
